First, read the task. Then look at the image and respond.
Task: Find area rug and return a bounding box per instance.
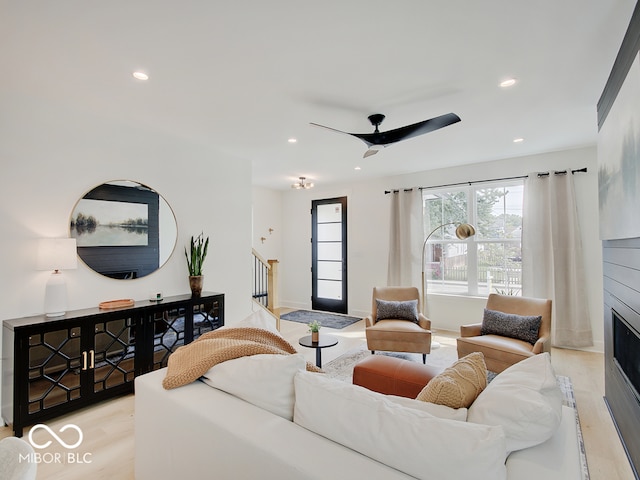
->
[280,310,361,329]
[322,342,458,382]
[323,344,590,480]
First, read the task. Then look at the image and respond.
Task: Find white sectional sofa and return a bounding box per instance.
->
[135,353,583,480]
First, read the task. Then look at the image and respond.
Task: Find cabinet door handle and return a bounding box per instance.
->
[89,350,95,369]
[82,351,88,371]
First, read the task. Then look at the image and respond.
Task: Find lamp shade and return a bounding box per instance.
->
[455,223,476,240]
[37,238,77,271]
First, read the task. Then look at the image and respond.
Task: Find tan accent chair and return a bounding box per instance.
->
[456,293,552,373]
[365,287,432,364]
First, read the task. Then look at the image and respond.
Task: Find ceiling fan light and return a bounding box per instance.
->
[133,71,149,80]
[500,78,517,88]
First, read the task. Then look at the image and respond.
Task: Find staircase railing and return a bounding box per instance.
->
[251,248,280,329]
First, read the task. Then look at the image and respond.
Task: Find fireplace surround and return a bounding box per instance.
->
[603,239,640,479]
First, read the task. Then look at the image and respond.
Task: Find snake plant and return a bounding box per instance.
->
[185,233,209,276]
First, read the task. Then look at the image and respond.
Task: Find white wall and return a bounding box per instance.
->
[0,94,254,401]
[252,187,283,261]
[278,146,604,351]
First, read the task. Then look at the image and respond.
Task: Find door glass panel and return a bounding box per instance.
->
[317,261,342,281]
[317,280,342,300]
[318,242,342,261]
[317,203,342,222]
[317,223,341,241]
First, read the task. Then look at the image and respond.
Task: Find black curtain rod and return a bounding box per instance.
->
[384,167,588,194]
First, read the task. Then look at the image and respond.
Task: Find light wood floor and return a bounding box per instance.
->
[1,318,635,480]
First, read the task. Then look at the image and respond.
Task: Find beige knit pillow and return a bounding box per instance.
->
[416,352,487,408]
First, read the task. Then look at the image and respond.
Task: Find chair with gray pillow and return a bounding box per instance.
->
[365,286,432,363]
[456,293,552,373]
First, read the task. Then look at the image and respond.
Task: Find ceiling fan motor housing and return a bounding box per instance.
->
[368,113,386,131]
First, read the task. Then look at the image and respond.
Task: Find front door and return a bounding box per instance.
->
[311,197,347,314]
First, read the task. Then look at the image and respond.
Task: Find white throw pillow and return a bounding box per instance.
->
[219,308,282,337]
[294,371,506,480]
[467,352,563,454]
[201,353,305,420]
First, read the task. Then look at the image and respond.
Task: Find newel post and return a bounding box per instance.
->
[267,259,280,330]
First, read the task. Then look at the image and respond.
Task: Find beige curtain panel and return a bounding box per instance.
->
[387,188,422,287]
[522,171,593,348]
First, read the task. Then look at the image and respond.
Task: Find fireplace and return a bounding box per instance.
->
[612,310,640,404]
[604,270,640,479]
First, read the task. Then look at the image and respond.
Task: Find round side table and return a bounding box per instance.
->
[298,334,338,368]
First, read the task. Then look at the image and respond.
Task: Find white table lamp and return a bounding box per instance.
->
[37,238,77,317]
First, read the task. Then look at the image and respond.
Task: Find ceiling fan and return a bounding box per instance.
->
[310,112,461,158]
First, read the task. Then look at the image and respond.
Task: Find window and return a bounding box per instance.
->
[423,180,523,296]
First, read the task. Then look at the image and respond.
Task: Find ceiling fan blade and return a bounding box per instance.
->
[310,122,353,137]
[353,113,461,146]
[310,122,375,147]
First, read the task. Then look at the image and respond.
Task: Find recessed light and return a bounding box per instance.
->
[288,138,297,143]
[513,137,524,143]
[133,72,149,81]
[500,78,517,88]
[354,166,361,170]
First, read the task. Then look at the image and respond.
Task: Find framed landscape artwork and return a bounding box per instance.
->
[598,52,640,240]
[70,199,149,247]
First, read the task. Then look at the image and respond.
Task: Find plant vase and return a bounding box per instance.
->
[189,275,204,297]
[311,331,319,343]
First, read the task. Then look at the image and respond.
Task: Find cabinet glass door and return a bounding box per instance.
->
[192,298,224,340]
[28,326,82,414]
[149,307,186,371]
[92,317,136,393]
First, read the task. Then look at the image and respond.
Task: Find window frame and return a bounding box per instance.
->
[422,179,524,297]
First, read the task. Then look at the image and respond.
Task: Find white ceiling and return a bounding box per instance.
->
[2,1,636,189]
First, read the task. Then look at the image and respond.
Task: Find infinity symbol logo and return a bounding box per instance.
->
[28,424,84,449]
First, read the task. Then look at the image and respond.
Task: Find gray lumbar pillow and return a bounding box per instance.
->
[375,299,419,323]
[480,308,541,345]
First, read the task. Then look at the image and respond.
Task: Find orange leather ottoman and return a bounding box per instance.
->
[352,355,444,399]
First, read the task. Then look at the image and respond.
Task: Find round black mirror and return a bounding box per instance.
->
[70,180,177,279]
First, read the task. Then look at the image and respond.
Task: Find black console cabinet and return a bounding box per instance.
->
[2,292,224,436]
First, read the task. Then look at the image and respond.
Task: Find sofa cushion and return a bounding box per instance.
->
[375,299,419,323]
[467,352,562,454]
[294,371,507,480]
[201,353,305,420]
[219,308,282,337]
[481,308,542,345]
[415,352,487,408]
[386,394,467,421]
